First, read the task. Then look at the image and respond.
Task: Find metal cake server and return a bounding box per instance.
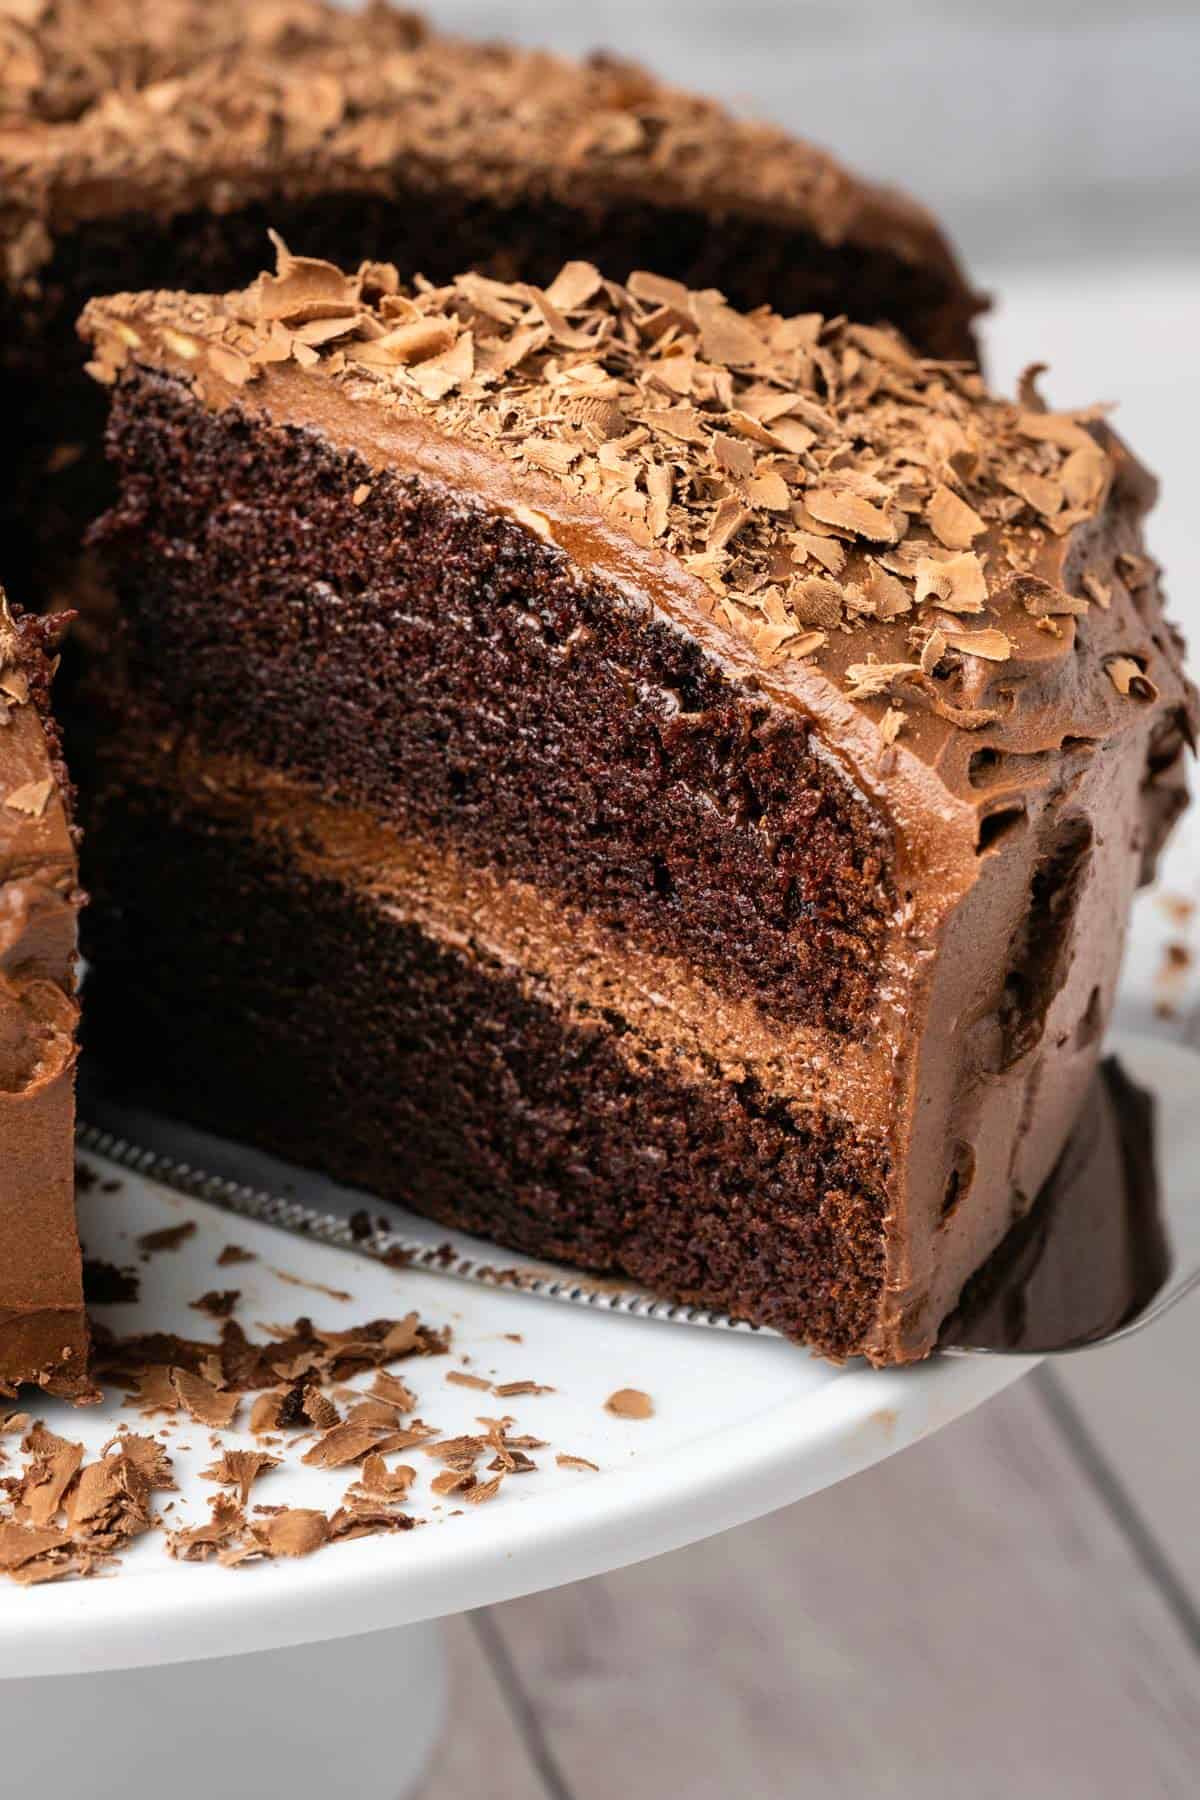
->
[76,1045,1200,1360]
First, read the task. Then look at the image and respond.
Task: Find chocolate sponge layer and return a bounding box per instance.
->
[87,366,895,1034]
[80,766,890,1356]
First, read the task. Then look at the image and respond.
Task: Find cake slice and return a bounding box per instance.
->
[0,593,89,1398]
[75,251,1194,1361]
[2,0,981,608]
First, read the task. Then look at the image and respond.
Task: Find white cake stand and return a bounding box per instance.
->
[2,1032,1192,1800]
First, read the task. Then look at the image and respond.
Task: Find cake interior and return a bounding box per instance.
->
[71,353,908,1354]
[5,184,971,607]
[82,366,895,1036]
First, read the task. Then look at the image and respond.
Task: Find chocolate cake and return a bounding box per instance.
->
[0,592,89,1398]
[1,0,982,606]
[72,248,1194,1362]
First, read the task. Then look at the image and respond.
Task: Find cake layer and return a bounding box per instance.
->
[85,365,896,1035]
[79,757,890,1358]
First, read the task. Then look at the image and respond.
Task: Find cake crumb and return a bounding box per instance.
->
[605,1388,654,1420]
[136,1221,197,1257]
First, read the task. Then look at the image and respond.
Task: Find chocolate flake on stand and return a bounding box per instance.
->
[189,1288,240,1318]
[1,1429,177,1584]
[1106,656,1159,702]
[216,1244,256,1267]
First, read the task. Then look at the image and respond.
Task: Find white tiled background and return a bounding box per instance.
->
[344,5,1200,1792]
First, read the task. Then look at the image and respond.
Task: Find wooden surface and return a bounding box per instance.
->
[417,263,1200,1799]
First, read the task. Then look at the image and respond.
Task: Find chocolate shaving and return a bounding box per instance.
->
[939,626,1013,663]
[1105,656,1159,702]
[189,1289,240,1319]
[200,1449,281,1508]
[136,1221,197,1256]
[605,1388,654,1420]
[300,1386,340,1430]
[301,1420,394,1469]
[171,1368,240,1430]
[166,1492,245,1562]
[216,1244,256,1267]
[4,777,53,816]
[251,1508,329,1559]
[82,1260,140,1306]
[368,1371,417,1412]
[1,1431,177,1584]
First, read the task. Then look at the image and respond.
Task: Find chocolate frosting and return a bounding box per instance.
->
[1,0,979,338]
[79,256,1196,1361]
[0,592,89,1397]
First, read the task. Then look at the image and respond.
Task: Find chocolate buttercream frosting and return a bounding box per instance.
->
[0,590,89,1398]
[1,0,980,354]
[76,252,1195,1360]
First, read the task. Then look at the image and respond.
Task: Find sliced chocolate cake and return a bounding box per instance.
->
[0,592,89,1398]
[1,0,982,606]
[74,249,1193,1361]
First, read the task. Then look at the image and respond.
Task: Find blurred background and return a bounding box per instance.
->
[407,7,1200,1798]
[430,0,1200,275]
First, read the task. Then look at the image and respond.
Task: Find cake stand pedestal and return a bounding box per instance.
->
[1,1622,448,1800]
[2,1033,1194,1800]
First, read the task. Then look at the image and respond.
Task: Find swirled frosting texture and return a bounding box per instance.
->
[0,592,89,1397]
